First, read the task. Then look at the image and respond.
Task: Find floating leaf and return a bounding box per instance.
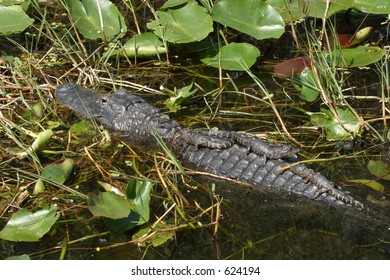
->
[367,160,390,181]
[67,0,127,41]
[266,0,305,21]
[201,43,260,71]
[349,179,384,193]
[6,254,31,260]
[327,46,386,68]
[105,180,153,232]
[0,6,34,34]
[70,120,97,137]
[292,68,319,102]
[309,106,360,140]
[0,204,60,242]
[274,56,310,79]
[125,180,153,223]
[212,0,285,39]
[41,158,75,185]
[132,223,173,247]
[298,0,353,18]
[104,33,167,58]
[147,0,213,43]
[87,192,131,219]
[165,82,197,112]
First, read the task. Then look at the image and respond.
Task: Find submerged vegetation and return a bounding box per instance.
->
[0,0,389,259]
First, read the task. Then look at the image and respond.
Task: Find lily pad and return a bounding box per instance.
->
[328,46,386,68]
[0,6,34,34]
[349,179,384,193]
[0,204,60,242]
[105,180,153,232]
[87,192,131,219]
[104,33,167,58]
[212,0,285,40]
[201,43,260,71]
[367,160,390,181]
[147,0,213,43]
[41,158,75,185]
[292,67,319,102]
[132,223,173,247]
[309,106,360,140]
[67,0,127,41]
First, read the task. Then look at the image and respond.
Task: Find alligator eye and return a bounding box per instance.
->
[100,97,108,104]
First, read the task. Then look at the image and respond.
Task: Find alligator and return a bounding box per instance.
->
[56,83,364,210]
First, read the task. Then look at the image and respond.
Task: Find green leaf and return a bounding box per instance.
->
[41,158,75,184]
[125,180,153,222]
[147,0,213,43]
[6,254,31,260]
[67,0,127,41]
[266,0,305,21]
[17,129,53,159]
[367,160,390,181]
[299,0,390,17]
[298,0,353,18]
[104,33,167,58]
[70,120,97,137]
[0,204,60,242]
[327,46,386,68]
[212,0,285,40]
[292,68,320,102]
[0,6,33,34]
[165,82,197,112]
[349,179,384,193]
[309,106,360,140]
[87,192,131,219]
[201,43,260,71]
[132,223,173,247]
[104,180,153,232]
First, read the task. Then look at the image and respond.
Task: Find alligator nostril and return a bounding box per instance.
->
[100,97,108,104]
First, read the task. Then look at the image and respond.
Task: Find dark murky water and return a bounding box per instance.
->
[1,63,389,260]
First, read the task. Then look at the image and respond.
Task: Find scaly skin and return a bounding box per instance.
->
[56,83,364,209]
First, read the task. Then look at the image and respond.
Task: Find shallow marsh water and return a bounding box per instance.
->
[1,64,389,260]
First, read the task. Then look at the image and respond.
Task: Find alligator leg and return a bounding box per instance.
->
[176,129,299,160]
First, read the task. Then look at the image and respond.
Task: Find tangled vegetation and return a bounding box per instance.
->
[0,0,389,259]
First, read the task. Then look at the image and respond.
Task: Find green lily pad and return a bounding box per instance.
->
[41,158,75,185]
[87,192,131,219]
[328,46,386,68]
[132,223,173,247]
[0,204,60,242]
[0,6,34,34]
[104,33,167,58]
[292,68,320,102]
[309,106,360,140]
[105,180,153,232]
[147,0,213,43]
[212,0,285,39]
[349,179,384,193]
[367,160,390,181]
[201,43,260,71]
[266,0,305,21]
[70,120,97,137]
[67,0,127,41]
